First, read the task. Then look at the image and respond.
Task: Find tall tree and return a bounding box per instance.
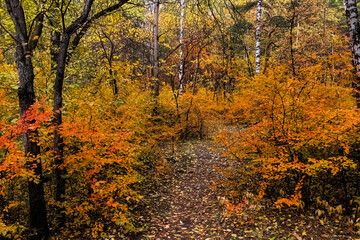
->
[3,0,49,239]
[5,0,131,235]
[255,0,263,74]
[153,0,160,97]
[52,0,95,229]
[51,0,130,229]
[179,0,185,92]
[343,0,360,108]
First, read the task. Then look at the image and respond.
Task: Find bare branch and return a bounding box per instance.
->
[0,22,16,41]
[28,12,44,51]
[65,0,94,35]
[70,0,130,52]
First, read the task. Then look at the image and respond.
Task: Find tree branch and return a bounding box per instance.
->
[0,22,16,41]
[70,0,130,51]
[4,0,28,44]
[65,0,94,35]
[28,11,44,51]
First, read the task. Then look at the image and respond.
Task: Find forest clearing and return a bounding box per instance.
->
[2,0,360,239]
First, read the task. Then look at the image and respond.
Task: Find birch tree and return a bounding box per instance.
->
[179,0,185,92]
[343,0,360,108]
[153,0,160,97]
[255,0,263,74]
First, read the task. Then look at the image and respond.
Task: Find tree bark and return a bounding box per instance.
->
[47,1,66,230]
[4,0,49,239]
[52,0,129,229]
[53,33,70,231]
[343,0,360,108]
[99,31,118,95]
[179,0,185,92]
[290,9,296,76]
[153,0,160,97]
[255,0,262,74]
[19,46,49,240]
[263,27,275,74]
[52,0,95,229]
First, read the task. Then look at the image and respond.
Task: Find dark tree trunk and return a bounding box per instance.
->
[285,0,299,77]
[289,0,297,77]
[263,27,275,74]
[53,32,70,231]
[48,3,66,230]
[52,0,95,229]
[109,44,118,95]
[52,0,129,228]
[99,31,118,95]
[4,0,49,239]
[17,46,49,240]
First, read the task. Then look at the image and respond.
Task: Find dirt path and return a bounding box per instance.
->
[138,140,357,240]
[140,141,236,240]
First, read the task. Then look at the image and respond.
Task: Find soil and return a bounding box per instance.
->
[136,140,358,240]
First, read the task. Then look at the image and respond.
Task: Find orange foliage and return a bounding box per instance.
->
[217,60,359,208]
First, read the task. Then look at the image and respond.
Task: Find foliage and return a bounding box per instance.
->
[0,79,158,238]
[0,0,360,237]
[216,62,360,214]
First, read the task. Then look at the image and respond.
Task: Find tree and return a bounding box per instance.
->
[153,0,160,97]
[51,0,130,229]
[179,0,185,92]
[4,0,130,236]
[255,0,263,74]
[343,0,360,108]
[3,0,49,238]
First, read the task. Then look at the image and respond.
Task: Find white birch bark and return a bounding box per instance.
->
[255,0,263,74]
[343,0,360,108]
[296,21,299,44]
[153,0,160,97]
[179,0,185,92]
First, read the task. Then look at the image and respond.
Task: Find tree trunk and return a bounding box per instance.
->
[48,2,66,230]
[289,1,297,77]
[109,46,118,96]
[255,0,262,74]
[263,27,275,74]
[343,0,360,108]
[18,46,49,240]
[290,20,296,76]
[4,0,49,239]
[179,0,185,92]
[99,32,118,95]
[53,32,70,232]
[52,0,129,228]
[153,0,160,97]
[52,0,95,229]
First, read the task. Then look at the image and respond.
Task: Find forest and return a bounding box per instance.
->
[1,0,360,239]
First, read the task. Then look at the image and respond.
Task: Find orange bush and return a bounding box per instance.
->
[216,63,360,211]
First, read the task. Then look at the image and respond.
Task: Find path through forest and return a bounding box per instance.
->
[140,140,239,239]
[137,140,356,240]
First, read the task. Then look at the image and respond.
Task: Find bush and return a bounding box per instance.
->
[216,65,360,214]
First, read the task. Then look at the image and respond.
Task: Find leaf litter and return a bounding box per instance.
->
[134,140,358,240]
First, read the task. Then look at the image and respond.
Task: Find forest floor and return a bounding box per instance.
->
[136,139,358,240]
